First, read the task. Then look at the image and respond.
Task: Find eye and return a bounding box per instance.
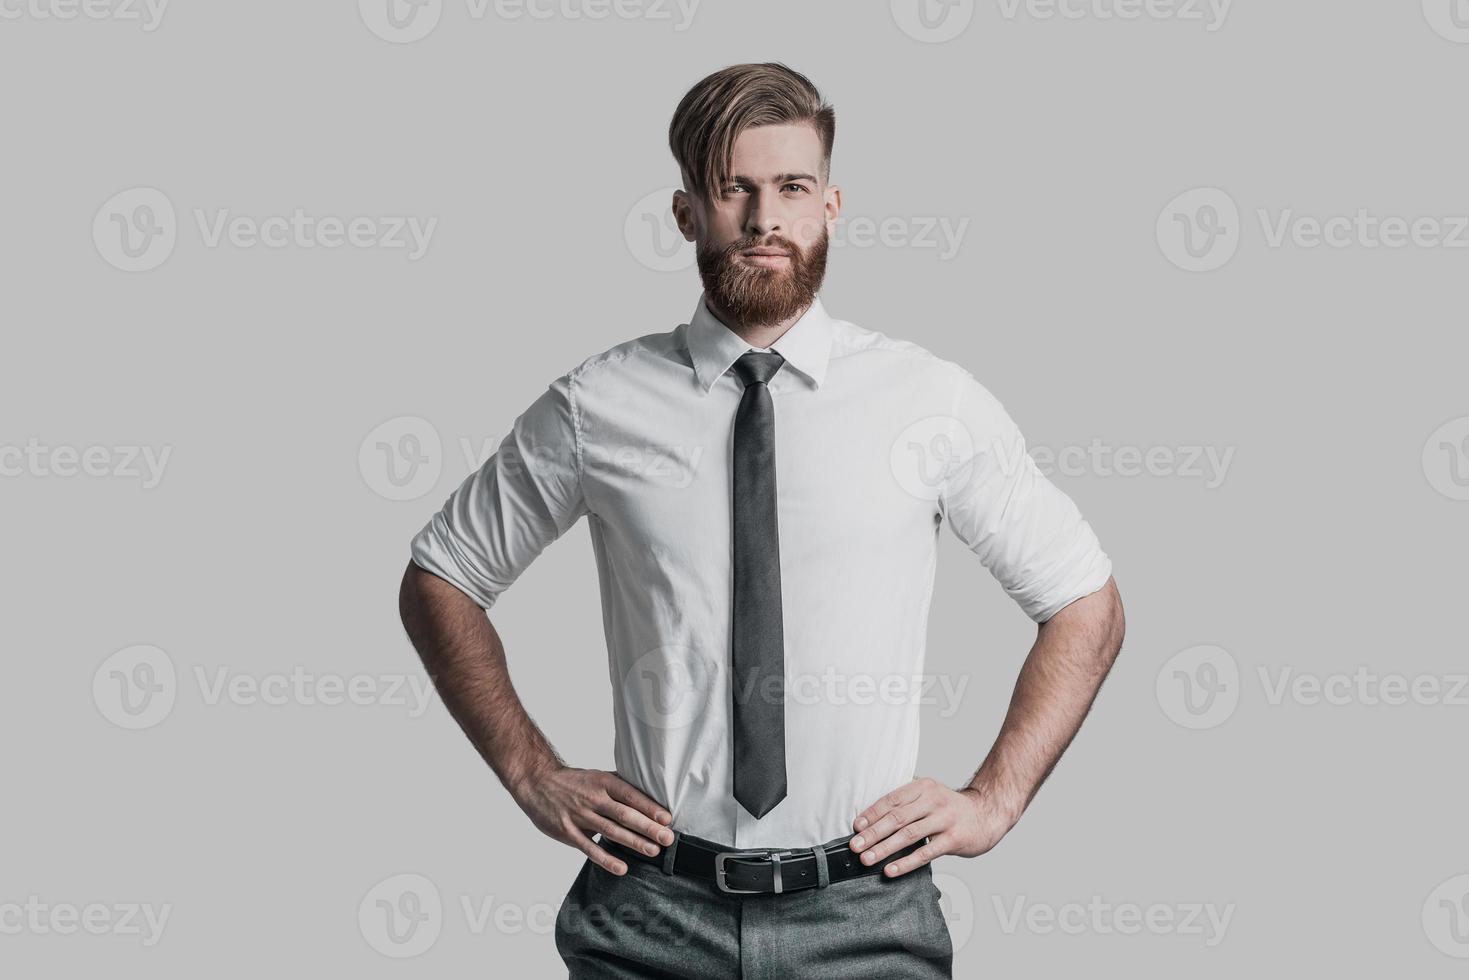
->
[784,184,810,193]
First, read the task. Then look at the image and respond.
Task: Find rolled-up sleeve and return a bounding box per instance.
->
[409,374,588,610]
[937,367,1113,624]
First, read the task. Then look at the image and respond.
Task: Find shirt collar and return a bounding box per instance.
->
[687,291,835,394]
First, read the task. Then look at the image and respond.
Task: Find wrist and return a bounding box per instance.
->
[506,755,560,801]
[960,778,1025,827]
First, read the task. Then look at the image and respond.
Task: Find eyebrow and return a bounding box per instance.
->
[724,173,819,186]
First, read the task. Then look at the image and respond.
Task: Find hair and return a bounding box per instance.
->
[668,62,836,203]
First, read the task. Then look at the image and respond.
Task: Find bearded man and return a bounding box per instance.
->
[399,61,1126,979]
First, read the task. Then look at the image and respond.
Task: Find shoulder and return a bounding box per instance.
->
[562,326,686,387]
[830,315,987,393]
[522,327,685,419]
[828,315,1020,442]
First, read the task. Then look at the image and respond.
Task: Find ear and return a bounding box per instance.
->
[672,187,701,242]
[824,183,842,231]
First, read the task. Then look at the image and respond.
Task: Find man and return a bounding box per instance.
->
[399,62,1125,979]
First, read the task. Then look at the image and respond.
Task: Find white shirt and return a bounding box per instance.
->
[410,292,1113,848]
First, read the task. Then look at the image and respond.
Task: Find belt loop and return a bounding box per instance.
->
[660,831,681,876]
[811,844,830,889]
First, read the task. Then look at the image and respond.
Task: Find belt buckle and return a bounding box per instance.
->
[714,850,774,895]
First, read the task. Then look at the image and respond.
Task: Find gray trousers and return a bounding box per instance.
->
[554,837,954,979]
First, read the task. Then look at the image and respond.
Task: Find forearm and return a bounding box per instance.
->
[964,576,1126,821]
[398,561,560,798]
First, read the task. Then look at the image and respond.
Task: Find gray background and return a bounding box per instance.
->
[4,0,1468,975]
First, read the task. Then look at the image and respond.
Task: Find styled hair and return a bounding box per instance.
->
[668,62,835,202]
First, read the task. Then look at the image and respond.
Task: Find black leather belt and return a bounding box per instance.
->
[600,830,929,895]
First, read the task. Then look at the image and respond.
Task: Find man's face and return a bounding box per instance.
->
[674,122,841,328]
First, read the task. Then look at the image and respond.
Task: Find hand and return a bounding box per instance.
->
[515,765,676,876]
[849,777,1020,878]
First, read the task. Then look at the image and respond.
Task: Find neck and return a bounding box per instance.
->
[705,295,810,349]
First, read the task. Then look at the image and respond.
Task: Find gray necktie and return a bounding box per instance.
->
[730,351,788,819]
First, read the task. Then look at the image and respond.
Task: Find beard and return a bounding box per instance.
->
[696,226,829,328]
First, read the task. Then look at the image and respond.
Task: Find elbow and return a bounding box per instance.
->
[399,560,428,636]
[1100,576,1126,659]
[1043,575,1125,663]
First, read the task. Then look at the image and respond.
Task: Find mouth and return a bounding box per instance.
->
[740,248,792,266]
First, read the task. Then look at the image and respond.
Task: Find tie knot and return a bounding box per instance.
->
[733,351,785,388]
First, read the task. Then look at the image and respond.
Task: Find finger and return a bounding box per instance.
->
[858,815,946,868]
[880,830,950,878]
[584,811,664,858]
[852,795,932,855]
[852,779,927,838]
[568,829,627,876]
[604,777,674,827]
[598,790,676,847]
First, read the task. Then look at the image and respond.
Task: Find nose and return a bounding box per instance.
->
[743,190,782,241]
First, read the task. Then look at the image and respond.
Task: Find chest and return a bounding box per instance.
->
[581,378,939,563]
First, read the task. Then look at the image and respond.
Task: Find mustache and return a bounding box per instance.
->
[729,237,796,256]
